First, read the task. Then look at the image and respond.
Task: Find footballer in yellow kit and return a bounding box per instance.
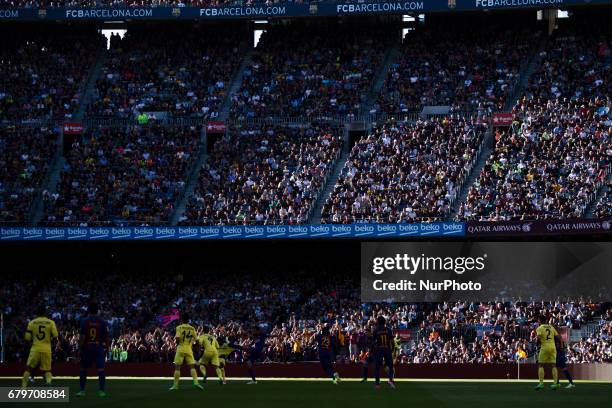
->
[216,340,237,383]
[169,313,202,391]
[197,326,224,384]
[534,315,561,390]
[22,306,58,388]
[392,334,402,363]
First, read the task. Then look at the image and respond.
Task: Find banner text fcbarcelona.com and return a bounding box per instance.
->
[370,253,485,292]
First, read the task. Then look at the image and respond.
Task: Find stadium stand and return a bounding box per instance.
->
[594,181,611,218]
[41,125,199,225]
[180,122,342,225]
[374,23,538,115]
[0,26,103,121]
[2,268,609,363]
[88,24,244,120]
[568,314,612,363]
[0,127,57,224]
[0,15,610,228]
[457,24,611,221]
[230,21,391,120]
[321,117,486,223]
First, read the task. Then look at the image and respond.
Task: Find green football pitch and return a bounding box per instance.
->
[1,379,611,408]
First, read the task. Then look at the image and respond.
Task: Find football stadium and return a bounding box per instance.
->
[0,0,611,406]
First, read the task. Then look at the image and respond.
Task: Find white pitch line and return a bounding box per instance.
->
[1,377,611,383]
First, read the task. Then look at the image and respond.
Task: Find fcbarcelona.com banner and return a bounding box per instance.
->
[0,223,464,241]
[361,242,612,302]
[1,0,611,21]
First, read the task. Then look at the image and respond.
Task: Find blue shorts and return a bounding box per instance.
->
[248,350,262,363]
[375,350,393,368]
[81,347,105,369]
[319,352,332,366]
[556,351,567,369]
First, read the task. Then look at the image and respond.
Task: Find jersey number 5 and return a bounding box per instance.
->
[36,326,46,341]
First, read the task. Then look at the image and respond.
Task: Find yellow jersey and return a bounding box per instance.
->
[175,324,196,353]
[198,333,220,354]
[218,343,235,359]
[535,324,558,349]
[25,317,58,353]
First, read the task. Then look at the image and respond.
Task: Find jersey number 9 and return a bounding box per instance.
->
[89,328,97,342]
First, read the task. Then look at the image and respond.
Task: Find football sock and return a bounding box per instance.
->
[552,367,558,384]
[248,367,256,381]
[80,370,87,391]
[563,369,574,384]
[22,371,31,388]
[173,370,180,386]
[362,366,368,380]
[190,368,198,382]
[538,367,545,383]
[215,368,223,381]
[44,372,52,385]
[98,370,105,391]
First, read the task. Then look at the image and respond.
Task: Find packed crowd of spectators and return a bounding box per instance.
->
[180,123,341,225]
[3,265,610,364]
[0,127,57,224]
[375,24,537,115]
[593,181,611,218]
[457,26,611,221]
[230,21,389,120]
[41,125,199,225]
[567,310,612,363]
[321,117,486,223]
[89,24,243,119]
[0,27,102,121]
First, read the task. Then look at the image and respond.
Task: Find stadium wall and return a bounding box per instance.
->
[1,363,612,381]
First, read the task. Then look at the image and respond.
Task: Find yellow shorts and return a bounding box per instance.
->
[174,351,195,366]
[538,347,557,364]
[27,350,52,371]
[199,351,220,366]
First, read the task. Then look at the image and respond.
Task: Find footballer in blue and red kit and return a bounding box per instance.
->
[361,327,376,383]
[246,327,267,384]
[77,302,109,397]
[316,326,340,384]
[373,316,395,389]
[555,337,575,388]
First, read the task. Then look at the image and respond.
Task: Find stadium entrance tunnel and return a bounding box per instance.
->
[348,122,368,148]
[206,131,224,155]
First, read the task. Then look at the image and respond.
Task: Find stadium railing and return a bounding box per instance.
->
[416,325,537,343]
[1,110,483,131]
